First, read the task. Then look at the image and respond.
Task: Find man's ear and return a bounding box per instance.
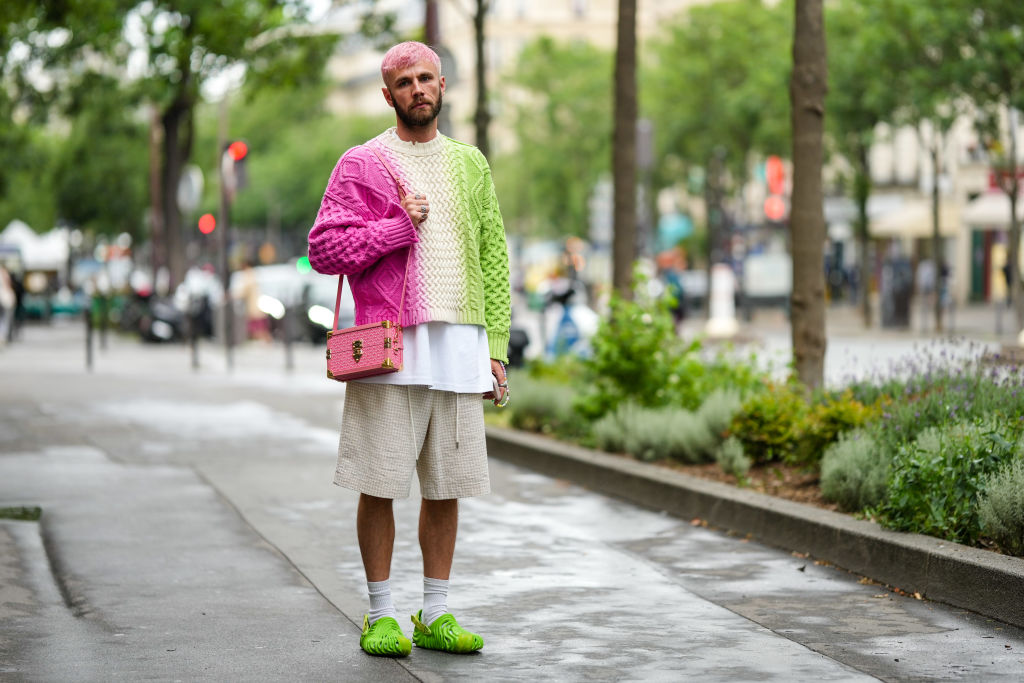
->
[439,75,446,95]
[382,86,395,108]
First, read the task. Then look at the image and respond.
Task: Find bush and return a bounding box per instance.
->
[820,431,889,512]
[797,391,879,467]
[847,339,1024,457]
[731,384,877,468]
[730,383,809,464]
[506,372,588,439]
[698,389,743,437]
[877,418,1021,544]
[575,278,769,421]
[591,402,726,464]
[715,436,751,478]
[978,458,1024,556]
[576,288,688,420]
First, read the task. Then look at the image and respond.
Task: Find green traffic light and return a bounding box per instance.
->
[296,256,312,274]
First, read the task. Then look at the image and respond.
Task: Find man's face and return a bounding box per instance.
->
[382,60,445,128]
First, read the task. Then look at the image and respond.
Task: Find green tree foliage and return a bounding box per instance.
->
[0,127,58,233]
[53,74,149,237]
[644,0,791,195]
[492,37,612,237]
[871,0,968,333]
[1,0,343,284]
[195,85,391,238]
[825,0,900,328]
[961,1,1024,329]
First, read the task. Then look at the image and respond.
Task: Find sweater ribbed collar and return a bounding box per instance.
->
[379,127,446,157]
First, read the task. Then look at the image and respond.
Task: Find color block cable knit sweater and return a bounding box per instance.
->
[307,129,511,362]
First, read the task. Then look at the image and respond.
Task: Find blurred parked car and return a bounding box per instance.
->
[228,263,353,343]
[742,252,791,308]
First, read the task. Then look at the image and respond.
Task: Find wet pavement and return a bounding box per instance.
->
[2,322,1023,681]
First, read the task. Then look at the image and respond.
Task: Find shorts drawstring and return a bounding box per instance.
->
[455,395,460,449]
[407,385,417,460]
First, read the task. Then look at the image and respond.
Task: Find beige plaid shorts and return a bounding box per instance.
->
[333,382,490,500]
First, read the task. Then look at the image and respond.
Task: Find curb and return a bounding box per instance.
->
[486,425,1024,629]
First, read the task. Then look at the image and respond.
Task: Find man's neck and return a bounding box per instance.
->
[395,121,439,144]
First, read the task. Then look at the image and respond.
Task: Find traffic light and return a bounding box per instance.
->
[198,213,216,234]
[227,141,248,161]
[221,140,249,199]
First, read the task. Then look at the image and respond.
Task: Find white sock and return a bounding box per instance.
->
[422,576,450,626]
[367,579,398,624]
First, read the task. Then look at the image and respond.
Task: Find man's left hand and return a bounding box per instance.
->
[483,358,509,406]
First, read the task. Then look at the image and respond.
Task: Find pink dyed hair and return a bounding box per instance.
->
[380,42,441,83]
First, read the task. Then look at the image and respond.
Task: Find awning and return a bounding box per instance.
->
[0,221,69,270]
[825,193,910,241]
[869,197,960,238]
[962,191,1023,230]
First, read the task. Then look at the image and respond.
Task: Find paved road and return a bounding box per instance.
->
[1,323,1023,681]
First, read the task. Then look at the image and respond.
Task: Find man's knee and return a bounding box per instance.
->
[359,493,394,512]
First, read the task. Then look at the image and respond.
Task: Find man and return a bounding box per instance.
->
[307,41,510,658]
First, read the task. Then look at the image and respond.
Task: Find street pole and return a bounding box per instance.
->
[217,98,234,372]
[190,294,200,371]
[284,306,294,373]
[84,307,93,372]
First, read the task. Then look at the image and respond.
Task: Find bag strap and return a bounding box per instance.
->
[332,144,413,332]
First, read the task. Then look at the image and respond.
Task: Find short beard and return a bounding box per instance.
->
[393,91,443,129]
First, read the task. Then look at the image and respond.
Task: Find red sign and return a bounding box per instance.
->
[764,195,786,222]
[766,155,786,195]
[988,169,1024,190]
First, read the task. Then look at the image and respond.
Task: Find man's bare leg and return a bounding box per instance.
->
[357,493,402,629]
[414,498,483,650]
[420,498,458,579]
[358,493,395,581]
[355,493,410,654]
[418,498,458,627]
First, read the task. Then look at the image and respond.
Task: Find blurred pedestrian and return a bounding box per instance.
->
[236,261,270,342]
[307,41,510,658]
[0,266,14,346]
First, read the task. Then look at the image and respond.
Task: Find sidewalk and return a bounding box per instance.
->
[2,324,1023,681]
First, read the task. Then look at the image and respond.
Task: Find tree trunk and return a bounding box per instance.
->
[854,138,872,327]
[930,131,944,333]
[473,0,490,159]
[612,0,638,298]
[160,50,196,292]
[160,95,190,291]
[789,0,828,389]
[1011,189,1022,331]
[149,106,165,281]
[1007,107,1024,332]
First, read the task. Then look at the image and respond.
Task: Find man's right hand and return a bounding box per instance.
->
[402,193,430,227]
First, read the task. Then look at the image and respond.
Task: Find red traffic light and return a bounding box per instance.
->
[764,195,786,222]
[198,213,216,234]
[228,141,248,161]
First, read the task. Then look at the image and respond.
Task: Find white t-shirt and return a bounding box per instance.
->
[354,322,493,393]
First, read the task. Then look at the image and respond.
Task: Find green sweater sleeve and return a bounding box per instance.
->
[474,153,512,363]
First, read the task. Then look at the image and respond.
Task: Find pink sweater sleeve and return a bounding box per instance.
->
[307,148,419,275]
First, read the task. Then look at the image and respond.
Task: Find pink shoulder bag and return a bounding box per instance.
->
[326,146,410,382]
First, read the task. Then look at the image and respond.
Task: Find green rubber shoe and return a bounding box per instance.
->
[410,610,484,653]
[360,615,411,657]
